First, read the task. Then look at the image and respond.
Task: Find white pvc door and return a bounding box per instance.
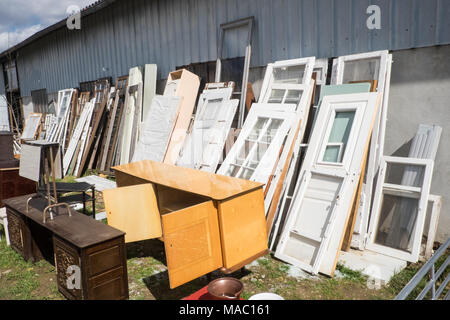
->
[275,93,379,275]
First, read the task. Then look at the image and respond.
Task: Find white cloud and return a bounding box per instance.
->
[0,24,42,52]
[0,0,97,52]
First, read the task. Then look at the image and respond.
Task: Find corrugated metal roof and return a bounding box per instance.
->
[9,0,450,96]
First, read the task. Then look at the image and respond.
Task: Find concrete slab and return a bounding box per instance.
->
[338,249,407,286]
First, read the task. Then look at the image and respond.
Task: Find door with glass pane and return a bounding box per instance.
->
[217,104,295,183]
[366,156,433,262]
[275,93,379,275]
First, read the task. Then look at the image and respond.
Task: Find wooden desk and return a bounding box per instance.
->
[4,194,128,300]
[105,160,268,289]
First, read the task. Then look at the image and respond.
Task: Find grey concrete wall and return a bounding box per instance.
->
[385,45,450,243]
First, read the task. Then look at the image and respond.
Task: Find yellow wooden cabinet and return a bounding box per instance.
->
[103,160,268,288]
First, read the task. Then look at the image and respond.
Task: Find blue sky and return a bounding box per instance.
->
[0,0,98,52]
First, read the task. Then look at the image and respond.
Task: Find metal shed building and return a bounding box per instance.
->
[0,0,449,242]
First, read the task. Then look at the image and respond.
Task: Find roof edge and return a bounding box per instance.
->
[0,0,117,61]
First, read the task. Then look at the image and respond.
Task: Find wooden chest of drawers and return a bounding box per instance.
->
[4,194,129,300]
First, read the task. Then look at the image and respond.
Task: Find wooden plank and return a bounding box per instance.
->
[119,67,142,165]
[163,69,200,165]
[77,80,111,176]
[341,80,377,251]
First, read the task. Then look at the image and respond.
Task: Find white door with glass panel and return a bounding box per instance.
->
[276,93,379,275]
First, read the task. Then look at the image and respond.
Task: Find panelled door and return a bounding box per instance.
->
[178,88,238,172]
[275,93,380,275]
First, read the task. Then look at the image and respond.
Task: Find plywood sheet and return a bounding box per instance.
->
[103,183,162,243]
[162,200,222,289]
[18,144,42,182]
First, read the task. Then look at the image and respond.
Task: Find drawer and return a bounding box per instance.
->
[85,238,124,278]
[87,266,127,300]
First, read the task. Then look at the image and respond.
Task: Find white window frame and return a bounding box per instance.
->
[259,57,315,104]
[423,194,442,260]
[217,104,295,184]
[313,58,329,85]
[315,104,364,168]
[331,50,392,250]
[263,81,315,212]
[366,156,433,262]
[275,92,380,275]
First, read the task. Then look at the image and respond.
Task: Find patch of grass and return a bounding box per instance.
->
[385,249,449,299]
[336,263,367,283]
[54,175,77,183]
[0,240,54,300]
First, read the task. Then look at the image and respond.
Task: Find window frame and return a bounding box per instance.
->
[366,156,434,262]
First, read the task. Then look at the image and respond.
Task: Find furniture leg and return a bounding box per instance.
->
[82,191,86,215]
[92,186,96,220]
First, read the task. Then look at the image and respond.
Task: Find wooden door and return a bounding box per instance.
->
[161,200,222,289]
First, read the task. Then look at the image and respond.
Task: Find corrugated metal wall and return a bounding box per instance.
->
[15,0,450,96]
[0,70,4,95]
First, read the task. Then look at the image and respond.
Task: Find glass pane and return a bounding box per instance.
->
[236,140,255,165]
[385,162,425,188]
[273,65,306,84]
[248,117,269,140]
[199,98,223,128]
[248,142,270,169]
[226,164,241,177]
[261,119,282,143]
[342,58,381,85]
[374,193,420,253]
[268,89,285,103]
[323,111,355,163]
[240,168,255,180]
[284,90,303,104]
[323,145,342,163]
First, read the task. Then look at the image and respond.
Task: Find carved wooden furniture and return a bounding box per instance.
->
[105,160,268,289]
[4,194,128,300]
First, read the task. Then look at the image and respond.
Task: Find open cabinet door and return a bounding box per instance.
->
[162,201,223,289]
[103,183,162,243]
